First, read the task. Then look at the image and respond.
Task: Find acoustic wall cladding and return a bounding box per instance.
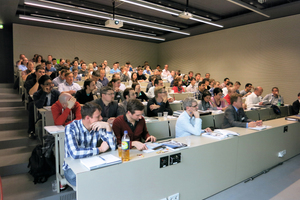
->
[13,24,158,70]
[158,14,300,104]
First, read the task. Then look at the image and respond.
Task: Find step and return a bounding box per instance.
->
[0,129,39,150]
[0,83,14,88]
[0,145,37,176]
[0,106,27,117]
[0,145,36,165]
[0,88,18,93]
[0,99,24,107]
[0,92,22,99]
[0,129,29,141]
[1,173,75,200]
[0,116,28,131]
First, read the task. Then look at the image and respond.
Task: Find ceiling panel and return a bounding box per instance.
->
[0,0,300,43]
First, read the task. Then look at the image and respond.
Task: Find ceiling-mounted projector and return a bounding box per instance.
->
[105,19,123,29]
[178,11,193,19]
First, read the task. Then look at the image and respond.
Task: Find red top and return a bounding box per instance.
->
[172,86,185,93]
[224,94,231,105]
[112,115,150,148]
[51,100,82,126]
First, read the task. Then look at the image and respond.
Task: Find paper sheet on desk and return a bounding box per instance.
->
[44,125,65,134]
[143,143,164,153]
[172,100,182,103]
[44,106,52,111]
[248,125,272,131]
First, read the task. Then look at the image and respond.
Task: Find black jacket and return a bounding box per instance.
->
[292,100,300,115]
[147,97,173,117]
[93,98,121,122]
[33,89,60,109]
[75,89,94,104]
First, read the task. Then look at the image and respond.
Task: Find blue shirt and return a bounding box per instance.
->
[18,64,27,71]
[63,119,116,170]
[45,67,56,72]
[143,70,151,75]
[70,66,81,71]
[209,87,214,96]
[175,111,205,138]
[110,68,121,74]
[99,77,109,86]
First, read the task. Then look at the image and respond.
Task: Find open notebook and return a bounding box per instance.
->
[202,129,239,140]
[80,154,122,170]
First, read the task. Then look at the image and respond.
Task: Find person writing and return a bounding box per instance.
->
[113,99,156,151]
[176,97,211,138]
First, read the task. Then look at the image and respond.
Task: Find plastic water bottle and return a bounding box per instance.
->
[122,130,130,162]
[277,96,281,106]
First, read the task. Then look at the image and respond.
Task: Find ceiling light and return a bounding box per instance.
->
[190,18,223,28]
[227,0,270,18]
[118,0,224,28]
[31,13,158,36]
[19,15,165,41]
[24,0,189,35]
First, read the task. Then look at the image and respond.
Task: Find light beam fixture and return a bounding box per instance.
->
[19,15,165,41]
[227,0,270,18]
[118,0,224,28]
[24,0,190,35]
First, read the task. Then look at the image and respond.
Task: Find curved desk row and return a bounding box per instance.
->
[65,117,300,200]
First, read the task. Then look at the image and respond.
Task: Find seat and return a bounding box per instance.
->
[146,120,171,140]
[280,106,288,117]
[259,108,270,121]
[245,110,259,121]
[214,113,225,129]
[169,102,183,111]
[201,115,214,129]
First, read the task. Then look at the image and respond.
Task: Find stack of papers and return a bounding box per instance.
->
[80,154,122,170]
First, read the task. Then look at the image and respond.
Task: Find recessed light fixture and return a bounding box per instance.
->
[19,15,165,41]
[24,0,190,35]
[227,0,270,17]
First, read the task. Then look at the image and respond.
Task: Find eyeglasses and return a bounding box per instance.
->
[159,91,167,94]
[105,93,114,95]
[191,104,198,108]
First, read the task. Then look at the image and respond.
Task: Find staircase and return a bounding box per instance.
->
[0,84,75,200]
[0,84,39,177]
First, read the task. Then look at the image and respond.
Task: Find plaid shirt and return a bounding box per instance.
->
[63,119,116,170]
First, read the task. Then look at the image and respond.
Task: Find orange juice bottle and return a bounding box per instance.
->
[121,130,130,162]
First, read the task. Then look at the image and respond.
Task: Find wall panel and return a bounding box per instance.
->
[158,14,300,104]
[13,24,158,68]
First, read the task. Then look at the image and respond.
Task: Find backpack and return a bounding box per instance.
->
[28,136,55,184]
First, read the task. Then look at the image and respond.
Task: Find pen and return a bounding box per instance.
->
[99,156,106,161]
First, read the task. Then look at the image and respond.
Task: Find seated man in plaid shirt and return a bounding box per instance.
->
[63,102,116,187]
